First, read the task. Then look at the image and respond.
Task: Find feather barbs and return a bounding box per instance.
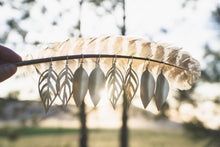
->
[28,36,200,90]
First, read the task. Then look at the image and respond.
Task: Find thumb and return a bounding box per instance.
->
[0,64,17,82]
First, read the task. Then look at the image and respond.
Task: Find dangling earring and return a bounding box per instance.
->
[38,58,59,113]
[57,56,74,109]
[106,55,124,109]
[88,55,106,106]
[155,63,170,110]
[140,59,155,108]
[72,55,89,106]
[124,56,139,108]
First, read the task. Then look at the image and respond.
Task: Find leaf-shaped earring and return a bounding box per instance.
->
[106,58,124,109]
[38,62,59,113]
[140,63,155,108]
[155,67,169,110]
[72,62,89,106]
[57,60,74,108]
[124,60,139,107]
[88,58,106,106]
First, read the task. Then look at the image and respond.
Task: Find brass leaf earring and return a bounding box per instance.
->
[155,65,169,110]
[106,56,124,109]
[88,56,106,106]
[72,58,89,106]
[124,57,139,107]
[140,60,155,109]
[57,59,74,108]
[38,61,59,113]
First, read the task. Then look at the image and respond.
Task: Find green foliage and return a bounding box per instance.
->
[6,91,20,101]
[202,44,220,82]
[154,102,169,120]
[31,113,39,127]
[1,127,20,141]
[212,5,220,28]
[172,4,220,139]
[0,128,209,147]
[183,117,220,147]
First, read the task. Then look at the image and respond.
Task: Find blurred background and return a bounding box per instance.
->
[0,0,220,146]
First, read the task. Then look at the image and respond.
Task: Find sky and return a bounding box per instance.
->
[0,0,220,128]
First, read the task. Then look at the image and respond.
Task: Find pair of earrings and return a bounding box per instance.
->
[140,62,169,110]
[106,57,139,109]
[38,60,74,112]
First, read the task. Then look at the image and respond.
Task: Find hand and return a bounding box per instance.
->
[0,45,22,82]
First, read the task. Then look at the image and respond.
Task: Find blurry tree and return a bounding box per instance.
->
[2,126,20,142]
[119,1,129,147]
[172,4,220,146]
[75,1,88,147]
[6,91,20,101]
[87,0,128,146]
[83,0,129,147]
[31,113,39,127]
[20,116,27,128]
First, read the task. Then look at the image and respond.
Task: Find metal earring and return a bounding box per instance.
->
[124,56,139,108]
[72,56,89,106]
[88,55,106,106]
[57,57,74,108]
[155,64,170,110]
[38,59,59,113]
[106,55,124,109]
[140,59,155,108]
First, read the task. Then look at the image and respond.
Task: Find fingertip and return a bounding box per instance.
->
[0,45,22,62]
[0,64,17,82]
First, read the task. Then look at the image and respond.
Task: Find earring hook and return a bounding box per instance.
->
[50,57,53,67]
[96,54,101,64]
[66,56,69,64]
[157,61,165,75]
[130,56,134,67]
[146,56,151,69]
[112,54,117,64]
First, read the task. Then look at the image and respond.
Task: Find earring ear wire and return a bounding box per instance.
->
[112,54,117,64]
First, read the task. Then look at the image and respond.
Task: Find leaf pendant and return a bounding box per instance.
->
[106,62,124,109]
[155,68,169,110]
[38,63,59,113]
[140,65,155,108]
[57,61,74,107]
[89,62,106,106]
[124,64,139,107]
[72,64,89,106]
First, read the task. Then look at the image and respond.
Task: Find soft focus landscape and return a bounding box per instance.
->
[1,0,220,147]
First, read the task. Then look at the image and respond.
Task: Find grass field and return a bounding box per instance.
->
[0,128,208,147]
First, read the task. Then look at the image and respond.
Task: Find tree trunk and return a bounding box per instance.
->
[78,1,87,147]
[120,92,128,147]
[120,0,128,146]
[79,100,88,147]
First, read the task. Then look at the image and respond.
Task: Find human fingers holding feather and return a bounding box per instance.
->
[0,45,22,82]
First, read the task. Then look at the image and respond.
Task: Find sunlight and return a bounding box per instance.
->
[97,88,109,106]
